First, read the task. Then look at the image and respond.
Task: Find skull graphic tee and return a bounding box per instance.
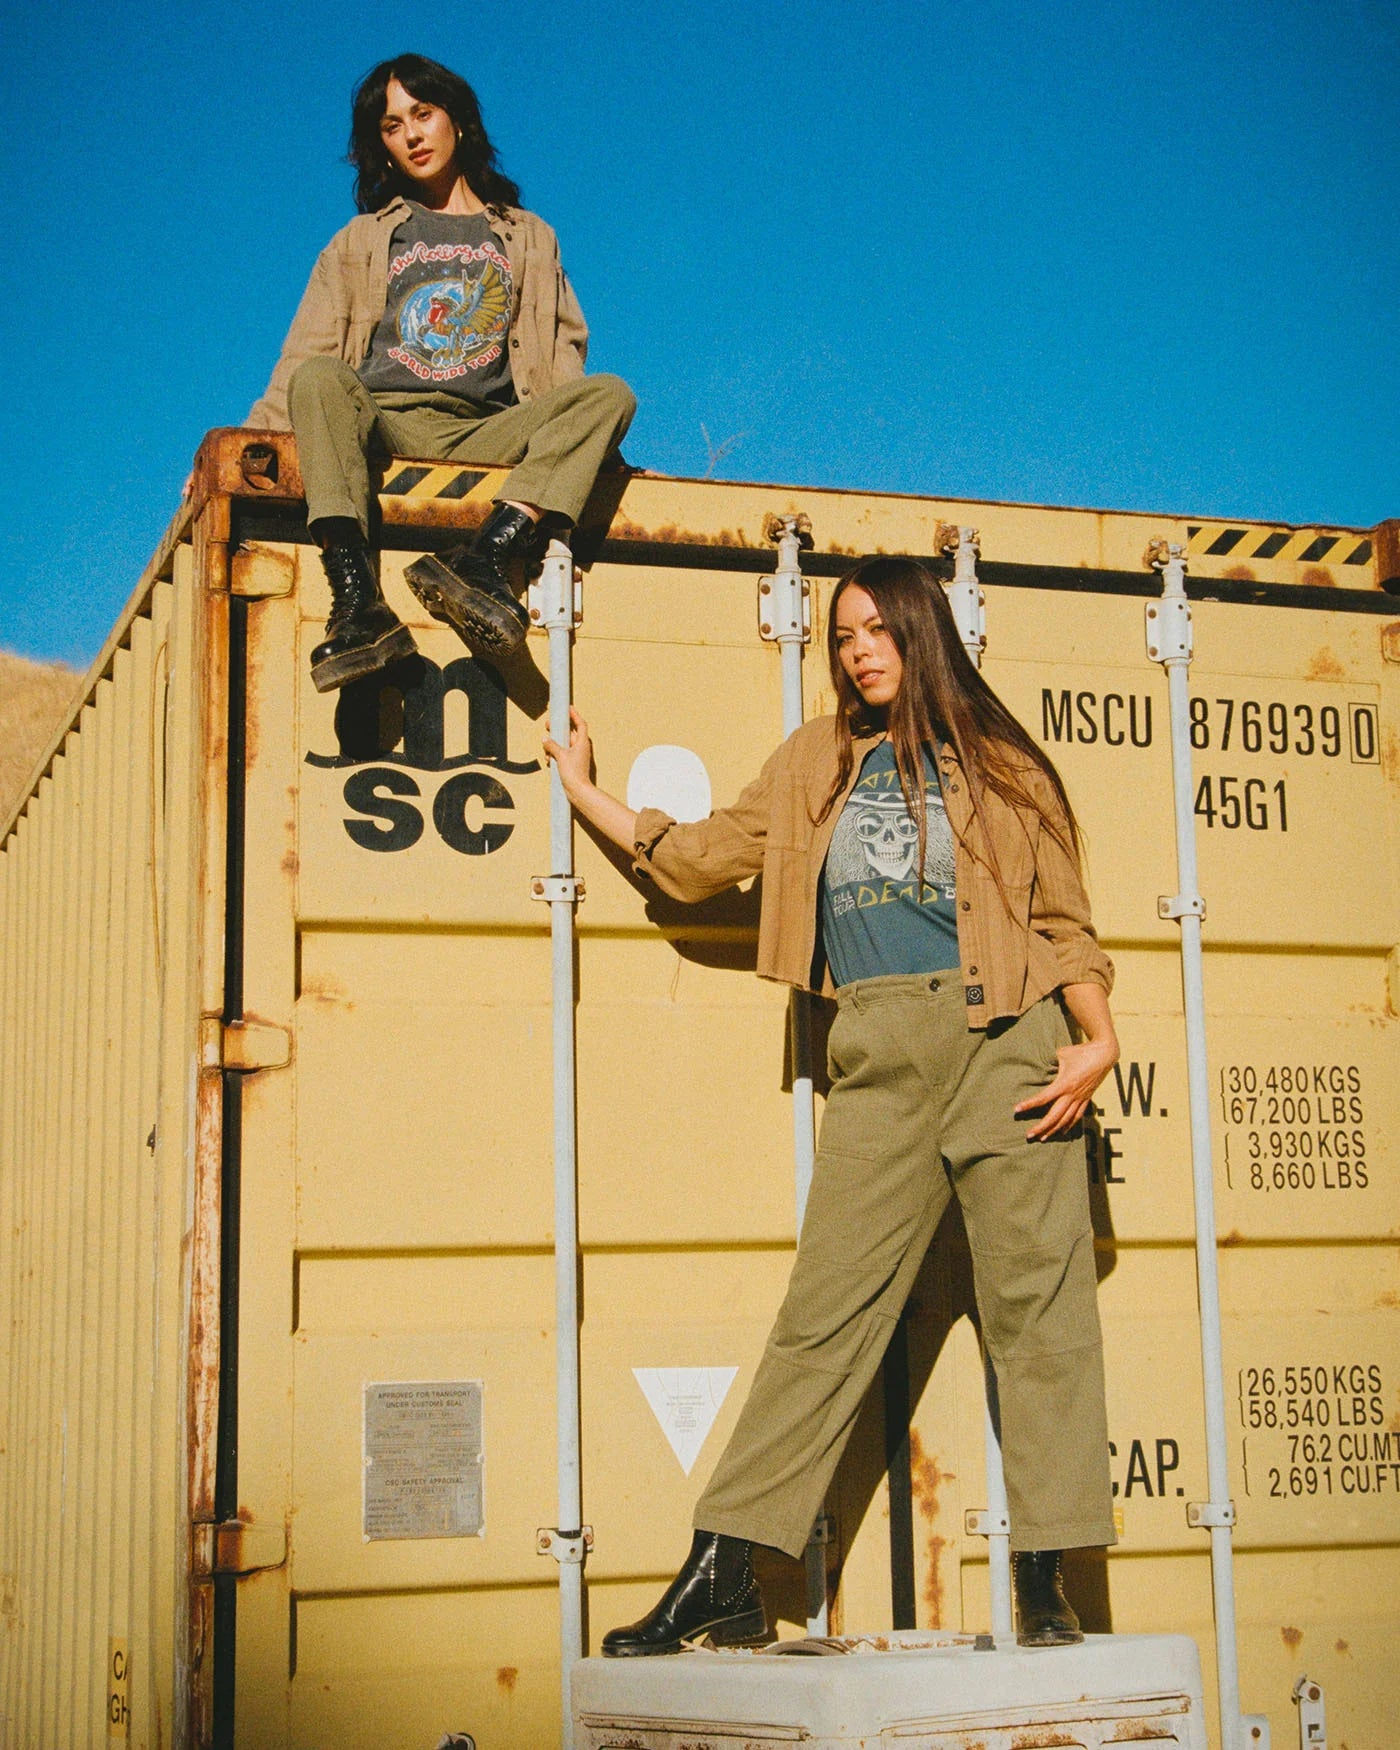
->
[819,740,960,988]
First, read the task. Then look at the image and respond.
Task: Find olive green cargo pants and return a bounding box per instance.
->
[694,975,1115,1559]
[287,355,636,536]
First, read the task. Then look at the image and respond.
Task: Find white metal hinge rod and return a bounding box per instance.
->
[532,533,585,1750]
[762,511,827,1640]
[1145,537,1254,1750]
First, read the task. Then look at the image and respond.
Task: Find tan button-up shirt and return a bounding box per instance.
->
[248,199,588,430]
[632,716,1113,1028]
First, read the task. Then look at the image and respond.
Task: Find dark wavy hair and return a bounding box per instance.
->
[348,54,522,214]
[818,556,1082,892]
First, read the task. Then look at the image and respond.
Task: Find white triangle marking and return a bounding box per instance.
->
[632,1367,739,1476]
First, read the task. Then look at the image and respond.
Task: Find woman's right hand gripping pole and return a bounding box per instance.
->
[543,706,639,853]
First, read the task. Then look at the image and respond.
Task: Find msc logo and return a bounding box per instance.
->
[305,655,540,855]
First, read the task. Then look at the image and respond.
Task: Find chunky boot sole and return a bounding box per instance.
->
[404,554,528,656]
[602,1605,768,1658]
[1017,1623,1084,1648]
[310,622,417,693]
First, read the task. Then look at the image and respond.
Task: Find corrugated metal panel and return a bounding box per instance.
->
[3,440,1396,1747]
[1,532,218,1748]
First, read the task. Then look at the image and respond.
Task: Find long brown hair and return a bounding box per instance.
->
[819,556,1081,891]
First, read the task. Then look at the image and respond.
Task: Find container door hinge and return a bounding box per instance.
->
[1243,1717,1272,1749]
[1145,594,1194,662]
[530,875,584,905]
[1292,1675,1326,1748]
[1186,1499,1235,1528]
[527,539,581,630]
[200,1016,292,1072]
[936,524,987,666]
[964,1507,1012,1537]
[193,1518,288,1578]
[1159,894,1206,921]
[537,1526,593,1564]
[759,513,814,645]
[230,543,297,598]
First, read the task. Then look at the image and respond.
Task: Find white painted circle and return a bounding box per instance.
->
[626,744,713,823]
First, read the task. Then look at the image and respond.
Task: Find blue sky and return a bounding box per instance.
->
[2,0,1396,664]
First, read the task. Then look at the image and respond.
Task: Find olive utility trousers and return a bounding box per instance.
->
[694,975,1116,1560]
[287,355,636,535]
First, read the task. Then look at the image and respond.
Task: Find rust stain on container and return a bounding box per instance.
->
[908,1428,955,1627]
[1300,566,1338,590]
[1306,647,1346,680]
[188,1068,224,1523]
[496,1665,518,1694]
[1336,1637,1351,1654]
[1222,565,1257,582]
[1281,1625,1304,1650]
[607,516,759,549]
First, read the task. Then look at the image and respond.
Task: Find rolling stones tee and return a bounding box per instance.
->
[819,741,960,987]
[357,205,517,409]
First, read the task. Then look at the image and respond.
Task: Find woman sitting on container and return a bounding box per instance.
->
[544,555,1120,1654]
[249,53,635,692]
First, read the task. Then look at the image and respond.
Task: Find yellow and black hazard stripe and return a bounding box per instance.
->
[1186,524,1372,566]
[378,463,511,503]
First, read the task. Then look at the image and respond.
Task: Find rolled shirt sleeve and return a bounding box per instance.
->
[631,742,785,901]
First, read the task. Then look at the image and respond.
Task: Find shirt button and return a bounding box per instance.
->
[511,336,521,348]
[948,783,960,793]
[968,965,979,976]
[927,977,940,992]
[960,900,971,911]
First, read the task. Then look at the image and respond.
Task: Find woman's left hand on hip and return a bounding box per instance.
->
[1015,1036,1120,1141]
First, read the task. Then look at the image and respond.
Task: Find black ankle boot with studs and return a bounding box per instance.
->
[404,502,543,656]
[601,1529,767,1657]
[1014,1549,1083,1646]
[309,529,416,693]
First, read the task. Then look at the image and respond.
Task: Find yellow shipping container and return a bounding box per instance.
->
[2,429,1397,1748]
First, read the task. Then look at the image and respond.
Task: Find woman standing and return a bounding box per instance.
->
[250,54,636,690]
[545,556,1120,1654]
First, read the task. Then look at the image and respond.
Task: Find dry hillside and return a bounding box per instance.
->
[1,650,82,825]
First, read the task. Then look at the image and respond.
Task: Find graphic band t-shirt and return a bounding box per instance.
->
[820,741,960,988]
[357,205,517,409]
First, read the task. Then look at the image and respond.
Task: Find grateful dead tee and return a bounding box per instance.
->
[357,205,517,409]
[819,740,960,988]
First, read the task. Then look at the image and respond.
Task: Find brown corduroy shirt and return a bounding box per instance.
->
[632,716,1113,1028]
[248,199,589,431]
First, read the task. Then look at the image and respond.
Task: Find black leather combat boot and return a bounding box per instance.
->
[601,1530,767,1657]
[309,531,416,693]
[403,503,543,656]
[1014,1549,1083,1646]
